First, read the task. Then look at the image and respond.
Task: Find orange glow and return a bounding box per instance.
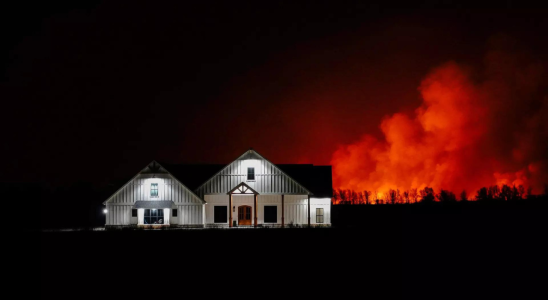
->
[331,60,548,196]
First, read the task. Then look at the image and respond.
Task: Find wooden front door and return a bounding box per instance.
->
[238,205,252,225]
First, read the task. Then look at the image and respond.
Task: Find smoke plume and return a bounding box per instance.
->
[331,38,548,195]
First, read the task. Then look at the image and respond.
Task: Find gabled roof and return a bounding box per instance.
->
[157,163,225,191]
[193,149,312,195]
[104,150,333,203]
[103,160,205,205]
[158,153,332,198]
[277,164,333,198]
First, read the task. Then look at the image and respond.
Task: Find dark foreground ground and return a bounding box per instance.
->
[30,203,548,299]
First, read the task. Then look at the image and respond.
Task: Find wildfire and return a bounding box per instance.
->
[331,49,548,197]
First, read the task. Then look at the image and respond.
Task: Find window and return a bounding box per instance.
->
[214,206,227,223]
[144,209,164,224]
[247,167,255,181]
[172,209,178,217]
[316,208,324,223]
[132,209,137,217]
[151,183,158,197]
[264,206,277,223]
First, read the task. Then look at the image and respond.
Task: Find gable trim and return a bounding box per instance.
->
[228,182,259,195]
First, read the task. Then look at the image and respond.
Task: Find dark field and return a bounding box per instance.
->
[35,202,548,299]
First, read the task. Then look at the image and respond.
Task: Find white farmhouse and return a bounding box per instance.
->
[103,149,332,228]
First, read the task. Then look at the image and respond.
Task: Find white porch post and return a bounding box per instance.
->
[138,209,144,225]
[163,208,170,225]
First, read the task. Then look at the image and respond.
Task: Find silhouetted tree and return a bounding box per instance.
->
[518,185,525,199]
[410,188,418,203]
[332,189,340,204]
[420,187,435,203]
[526,186,533,199]
[388,189,397,204]
[475,187,489,201]
[510,185,520,201]
[460,190,468,202]
[488,185,500,200]
[364,190,371,205]
[350,190,358,205]
[338,189,349,204]
[438,189,457,203]
[500,184,514,201]
[403,191,410,204]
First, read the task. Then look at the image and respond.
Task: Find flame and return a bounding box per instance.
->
[331,51,548,196]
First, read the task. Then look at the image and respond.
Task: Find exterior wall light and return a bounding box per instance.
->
[103,209,108,214]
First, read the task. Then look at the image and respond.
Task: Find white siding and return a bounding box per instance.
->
[205,194,230,225]
[284,195,309,225]
[177,205,203,225]
[105,204,132,226]
[310,198,331,225]
[107,173,203,205]
[105,173,204,226]
[196,151,310,197]
[258,194,282,224]
[204,194,318,225]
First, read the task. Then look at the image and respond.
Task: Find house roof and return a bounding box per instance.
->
[159,162,333,198]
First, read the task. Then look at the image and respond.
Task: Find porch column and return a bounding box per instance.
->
[254,194,258,227]
[229,194,233,228]
[281,194,285,228]
[307,194,311,228]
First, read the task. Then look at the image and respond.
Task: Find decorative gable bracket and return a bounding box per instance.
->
[227,182,259,195]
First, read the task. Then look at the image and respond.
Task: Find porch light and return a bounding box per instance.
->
[103,209,108,214]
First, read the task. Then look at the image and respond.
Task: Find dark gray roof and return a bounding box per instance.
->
[134,201,174,209]
[160,163,333,198]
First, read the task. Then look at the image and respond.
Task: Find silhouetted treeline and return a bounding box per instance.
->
[8,180,548,231]
[332,184,548,205]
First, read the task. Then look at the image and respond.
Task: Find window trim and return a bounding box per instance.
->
[150,183,159,197]
[247,167,255,181]
[316,208,324,223]
[144,208,164,224]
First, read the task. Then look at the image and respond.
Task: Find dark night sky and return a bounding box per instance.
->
[2,1,548,187]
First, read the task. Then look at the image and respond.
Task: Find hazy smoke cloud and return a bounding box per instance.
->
[331,37,548,195]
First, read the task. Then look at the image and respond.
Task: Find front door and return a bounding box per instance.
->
[238,205,252,225]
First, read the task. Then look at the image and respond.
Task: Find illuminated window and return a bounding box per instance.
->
[172,209,177,217]
[247,167,255,181]
[264,206,277,223]
[214,206,227,223]
[132,209,137,217]
[151,183,158,197]
[316,208,324,223]
[144,209,164,224]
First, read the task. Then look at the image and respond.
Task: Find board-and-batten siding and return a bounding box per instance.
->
[195,154,310,198]
[107,174,202,204]
[105,205,133,226]
[284,195,309,225]
[105,173,203,226]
